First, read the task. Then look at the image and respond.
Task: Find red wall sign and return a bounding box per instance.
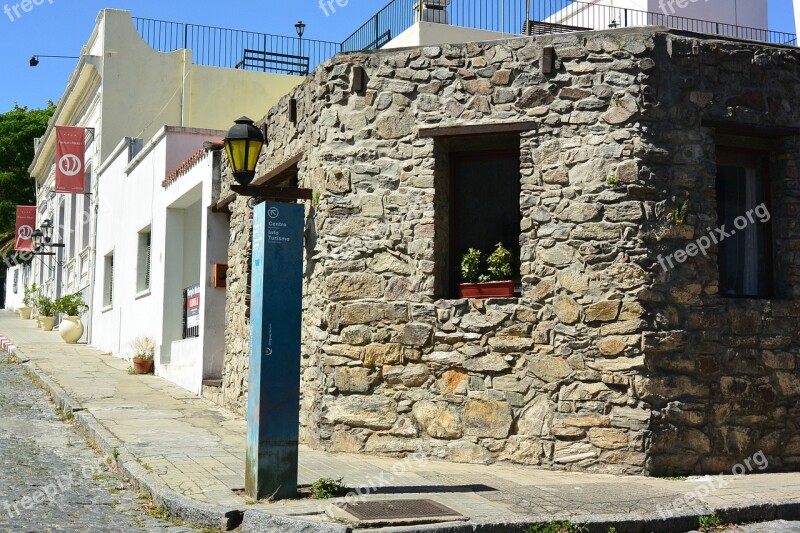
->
[55,126,86,194]
[14,206,36,252]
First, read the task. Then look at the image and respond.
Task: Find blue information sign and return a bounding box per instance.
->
[246,201,304,500]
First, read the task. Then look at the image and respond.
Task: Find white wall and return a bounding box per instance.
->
[91,126,227,396]
[385,21,513,48]
[544,0,769,39]
[3,264,29,311]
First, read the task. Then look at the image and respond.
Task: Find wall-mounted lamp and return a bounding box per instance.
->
[223,117,265,187]
[29,54,79,67]
[222,118,312,202]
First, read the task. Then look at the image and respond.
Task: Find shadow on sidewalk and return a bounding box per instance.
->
[356,484,498,495]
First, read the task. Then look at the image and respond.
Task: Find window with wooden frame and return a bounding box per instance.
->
[715,147,774,298]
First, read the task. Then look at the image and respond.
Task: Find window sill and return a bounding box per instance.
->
[135,289,151,300]
[101,304,113,314]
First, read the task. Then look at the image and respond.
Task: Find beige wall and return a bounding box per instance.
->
[184,66,301,131]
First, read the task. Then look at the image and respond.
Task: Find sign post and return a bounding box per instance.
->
[246,201,304,500]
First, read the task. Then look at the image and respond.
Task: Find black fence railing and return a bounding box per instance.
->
[341,0,796,52]
[341,0,418,52]
[134,2,796,75]
[133,17,341,74]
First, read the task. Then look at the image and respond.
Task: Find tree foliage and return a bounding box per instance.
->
[0,103,55,255]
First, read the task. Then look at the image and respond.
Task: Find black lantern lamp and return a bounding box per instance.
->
[41,218,53,243]
[223,117,265,187]
[32,229,44,251]
[222,117,312,202]
[294,21,306,39]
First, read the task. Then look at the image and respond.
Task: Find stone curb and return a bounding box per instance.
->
[3,335,799,533]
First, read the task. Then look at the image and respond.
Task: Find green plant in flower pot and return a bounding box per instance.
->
[37,295,57,331]
[130,336,155,375]
[19,283,37,320]
[55,292,89,344]
[459,243,516,298]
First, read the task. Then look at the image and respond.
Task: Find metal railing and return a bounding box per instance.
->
[341,0,418,52]
[134,2,796,76]
[342,0,796,52]
[133,17,340,74]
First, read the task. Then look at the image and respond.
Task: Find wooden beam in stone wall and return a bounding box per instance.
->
[251,153,304,188]
[418,121,538,138]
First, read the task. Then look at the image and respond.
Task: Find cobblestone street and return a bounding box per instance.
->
[0,353,202,533]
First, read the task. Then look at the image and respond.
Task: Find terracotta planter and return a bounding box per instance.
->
[59,316,84,344]
[40,316,56,332]
[19,307,32,320]
[459,281,515,299]
[132,358,154,375]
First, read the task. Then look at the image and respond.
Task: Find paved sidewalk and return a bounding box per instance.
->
[1,309,799,533]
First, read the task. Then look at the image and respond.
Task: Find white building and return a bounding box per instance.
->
[18,7,305,393]
[545,0,768,40]
[2,263,32,312]
[92,127,228,394]
[385,0,772,49]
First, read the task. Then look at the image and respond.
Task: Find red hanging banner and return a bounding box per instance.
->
[14,206,36,252]
[55,126,86,194]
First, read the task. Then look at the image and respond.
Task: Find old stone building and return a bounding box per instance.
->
[218,26,800,475]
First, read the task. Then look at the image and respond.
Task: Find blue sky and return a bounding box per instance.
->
[1,0,797,112]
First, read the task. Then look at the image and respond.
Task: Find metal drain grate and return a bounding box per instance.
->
[334,499,462,521]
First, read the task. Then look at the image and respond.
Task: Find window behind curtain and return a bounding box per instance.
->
[716,149,773,298]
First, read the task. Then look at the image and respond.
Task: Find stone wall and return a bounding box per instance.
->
[221,27,800,475]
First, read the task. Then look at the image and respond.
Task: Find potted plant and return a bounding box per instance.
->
[37,295,57,331]
[458,243,516,298]
[56,292,89,344]
[19,283,36,320]
[130,336,155,375]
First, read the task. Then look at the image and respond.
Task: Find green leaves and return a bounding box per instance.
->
[0,103,55,261]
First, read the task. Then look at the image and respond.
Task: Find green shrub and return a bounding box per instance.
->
[22,283,38,307]
[55,292,88,316]
[460,248,483,283]
[310,477,348,499]
[37,295,56,317]
[487,242,513,281]
[526,522,589,533]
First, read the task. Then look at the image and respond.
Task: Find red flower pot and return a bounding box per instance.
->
[459,281,515,299]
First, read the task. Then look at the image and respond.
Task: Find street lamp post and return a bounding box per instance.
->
[294,21,306,74]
